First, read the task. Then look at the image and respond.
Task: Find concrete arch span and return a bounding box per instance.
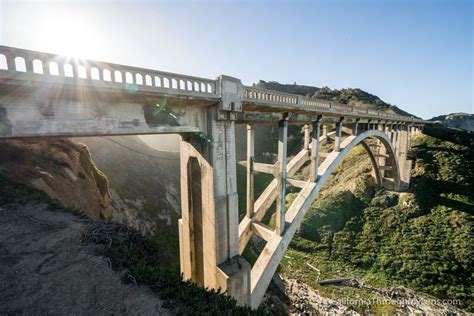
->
[323,127,401,190]
[250,129,402,308]
[319,129,401,192]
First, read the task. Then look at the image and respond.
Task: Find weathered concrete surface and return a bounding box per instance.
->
[0,92,208,138]
[0,202,170,315]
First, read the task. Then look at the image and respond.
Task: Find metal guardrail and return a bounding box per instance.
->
[0,45,217,97]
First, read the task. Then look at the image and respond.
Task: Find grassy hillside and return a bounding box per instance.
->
[278,132,474,312]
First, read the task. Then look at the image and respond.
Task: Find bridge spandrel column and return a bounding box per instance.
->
[322,124,328,137]
[179,75,250,306]
[334,118,344,151]
[276,119,288,235]
[303,124,311,150]
[398,124,412,191]
[310,118,322,182]
[246,124,255,218]
[351,119,359,136]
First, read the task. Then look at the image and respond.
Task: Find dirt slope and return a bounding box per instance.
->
[0,201,170,315]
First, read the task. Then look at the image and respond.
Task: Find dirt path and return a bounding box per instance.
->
[0,201,170,315]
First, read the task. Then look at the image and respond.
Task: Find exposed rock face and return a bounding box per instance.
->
[0,139,110,219]
[430,112,474,131]
[77,136,180,236]
[276,278,358,315]
[0,135,181,243]
[270,277,467,315]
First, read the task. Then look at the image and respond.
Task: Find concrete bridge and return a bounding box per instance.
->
[0,45,426,308]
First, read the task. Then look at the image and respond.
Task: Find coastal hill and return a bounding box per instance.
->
[254,80,416,117]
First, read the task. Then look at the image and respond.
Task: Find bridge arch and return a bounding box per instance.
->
[249,129,402,308]
[318,129,401,193]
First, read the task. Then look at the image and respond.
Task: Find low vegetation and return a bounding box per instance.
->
[0,175,267,315]
[82,220,268,315]
[0,174,65,209]
[278,133,473,312]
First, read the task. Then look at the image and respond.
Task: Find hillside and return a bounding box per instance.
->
[430,112,474,132]
[0,182,171,314]
[276,128,474,313]
[0,177,263,315]
[254,80,416,117]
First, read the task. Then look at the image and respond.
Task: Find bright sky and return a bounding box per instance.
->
[0,0,472,119]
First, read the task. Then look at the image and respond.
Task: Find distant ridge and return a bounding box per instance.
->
[429,112,474,132]
[253,80,417,118]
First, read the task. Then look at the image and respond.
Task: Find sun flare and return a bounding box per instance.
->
[38,9,104,59]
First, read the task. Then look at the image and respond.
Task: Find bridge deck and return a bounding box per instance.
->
[0,45,424,139]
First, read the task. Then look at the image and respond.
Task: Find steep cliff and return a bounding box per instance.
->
[77,136,181,265]
[0,138,110,219]
[77,136,180,235]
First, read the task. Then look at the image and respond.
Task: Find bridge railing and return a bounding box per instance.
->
[0,45,218,97]
[243,86,299,105]
[243,86,422,123]
[0,45,423,123]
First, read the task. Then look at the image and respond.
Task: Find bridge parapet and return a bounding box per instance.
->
[243,86,299,105]
[0,45,217,98]
[0,45,425,127]
[242,85,422,124]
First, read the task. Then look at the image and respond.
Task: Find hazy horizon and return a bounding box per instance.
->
[1,0,472,119]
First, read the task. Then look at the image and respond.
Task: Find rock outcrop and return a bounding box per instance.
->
[430,112,474,131]
[77,136,180,237]
[0,138,110,219]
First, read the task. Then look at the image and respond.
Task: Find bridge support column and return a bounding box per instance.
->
[334,118,344,151]
[384,122,390,138]
[392,123,399,154]
[397,123,404,157]
[179,80,251,306]
[398,124,412,190]
[303,124,311,150]
[310,118,321,182]
[367,119,372,130]
[376,122,388,178]
[407,125,412,149]
[246,124,255,218]
[351,119,359,135]
[390,123,397,145]
[275,119,288,235]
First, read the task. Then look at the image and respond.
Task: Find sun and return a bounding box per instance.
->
[38,9,104,59]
